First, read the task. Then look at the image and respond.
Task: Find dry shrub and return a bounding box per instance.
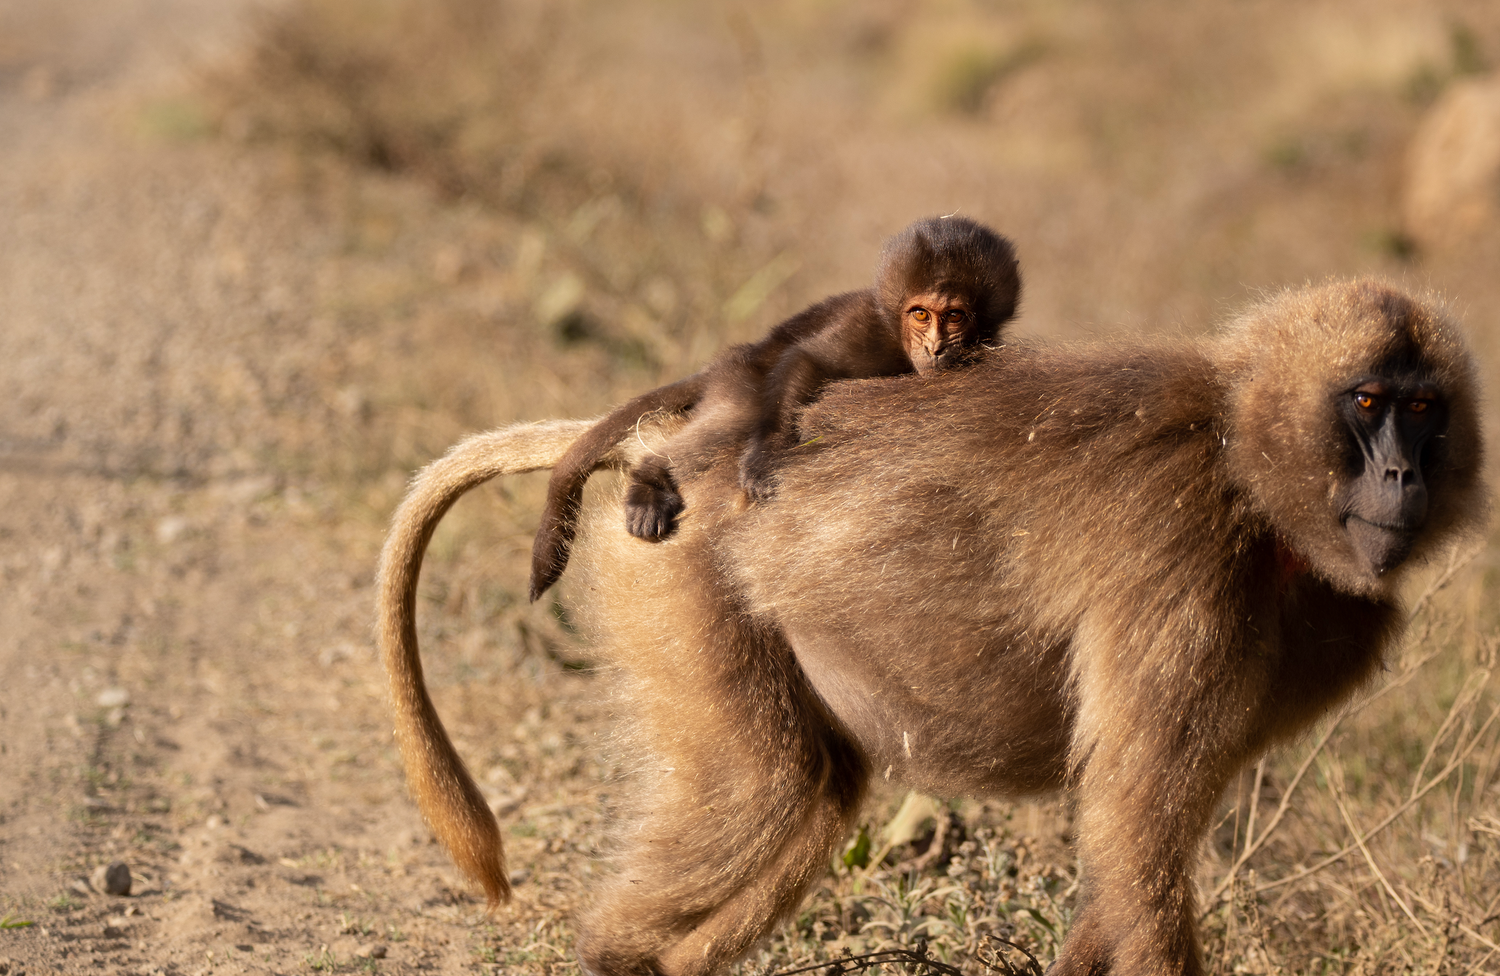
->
[222,0,543,197]
[1191,552,1500,975]
[209,0,795,375]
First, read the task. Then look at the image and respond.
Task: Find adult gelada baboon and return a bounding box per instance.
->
[528,215,1020,600]
[377,280,1486,976]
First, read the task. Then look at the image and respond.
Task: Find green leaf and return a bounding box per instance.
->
[842,824,872,870]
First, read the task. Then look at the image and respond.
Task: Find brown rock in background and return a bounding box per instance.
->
[1404,71,1500,246]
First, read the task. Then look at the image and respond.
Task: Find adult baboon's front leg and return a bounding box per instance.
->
[1055,709,1249,974]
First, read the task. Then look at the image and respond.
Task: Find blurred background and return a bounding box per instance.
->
[2,0,1499,972]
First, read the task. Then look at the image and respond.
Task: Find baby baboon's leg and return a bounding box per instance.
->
[624,455,685,541]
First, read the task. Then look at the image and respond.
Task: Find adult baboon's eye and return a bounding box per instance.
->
[1409,400,1430,414]
[1353,392,1377,411]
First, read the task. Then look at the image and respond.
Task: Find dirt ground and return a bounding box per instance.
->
[0,2,601,972]
[3,1,1500,974]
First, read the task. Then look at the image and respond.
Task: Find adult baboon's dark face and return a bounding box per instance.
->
[1220,281,1483,599]
[1335,375,1445,575]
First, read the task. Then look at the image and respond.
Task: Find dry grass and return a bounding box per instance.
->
[200,0,1500,972]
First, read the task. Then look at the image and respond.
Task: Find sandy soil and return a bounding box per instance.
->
[0,2,607,973]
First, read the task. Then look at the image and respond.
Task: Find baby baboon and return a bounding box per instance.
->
[527,214,1021,600]
[377,280,1486,976]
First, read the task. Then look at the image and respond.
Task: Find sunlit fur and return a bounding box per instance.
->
[377,419,602,905]
[528,215,1020,600]
[379,280,1486,975]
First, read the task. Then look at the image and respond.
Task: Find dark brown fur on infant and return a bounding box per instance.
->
[528,214,1022,601]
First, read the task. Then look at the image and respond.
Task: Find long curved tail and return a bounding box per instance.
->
[530,376,703,601]
[376,419,594,906]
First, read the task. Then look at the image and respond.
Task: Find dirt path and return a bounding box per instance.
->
[0,3,601,973]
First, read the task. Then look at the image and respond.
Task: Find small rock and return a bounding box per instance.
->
[96,687,130,709]
[318,643,355,667]
[355,944,387,959]
[335,385,371,420]
[487,789,527,817]
[1404,70,1500,245]
[230,844,266,864]
[91,861,132,896]
[155,516,190,545]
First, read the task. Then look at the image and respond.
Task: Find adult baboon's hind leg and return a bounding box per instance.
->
[575,638,866,976]
[577,737,864,976]
[570,462,866,975]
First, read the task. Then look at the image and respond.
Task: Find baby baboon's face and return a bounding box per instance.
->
[901,290,977,374]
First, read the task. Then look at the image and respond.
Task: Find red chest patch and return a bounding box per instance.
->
[1275,539,1311,588]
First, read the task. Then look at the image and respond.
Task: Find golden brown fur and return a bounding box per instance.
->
[528,215,1021,600]
[376,419,603,904]
[378,280,1486,974]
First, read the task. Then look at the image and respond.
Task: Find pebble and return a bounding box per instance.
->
[96,687,130,709]
[155,516,190,545]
